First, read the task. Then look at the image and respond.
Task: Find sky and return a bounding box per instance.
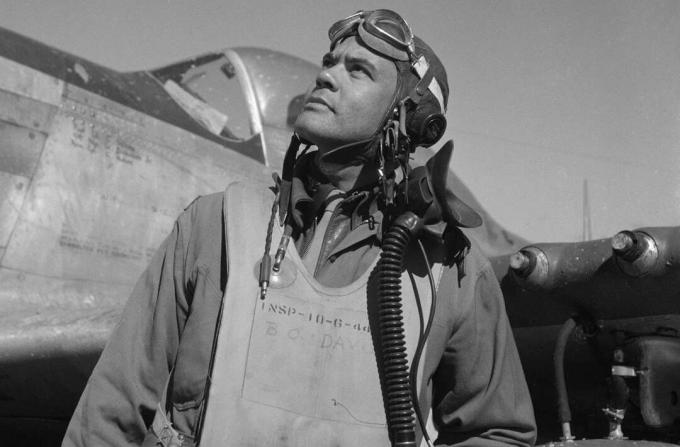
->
[1,0,679,242]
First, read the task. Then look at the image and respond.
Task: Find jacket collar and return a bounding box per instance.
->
[287,150,381,231]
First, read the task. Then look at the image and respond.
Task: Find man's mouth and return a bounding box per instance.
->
[305,96,333,111]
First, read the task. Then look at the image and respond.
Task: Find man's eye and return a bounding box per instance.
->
[350,64,368,76]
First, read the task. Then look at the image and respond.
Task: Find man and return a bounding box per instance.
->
[63,9,536,447]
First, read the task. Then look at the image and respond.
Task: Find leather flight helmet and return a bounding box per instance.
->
[328,9,449,149]
[394,36,449,148]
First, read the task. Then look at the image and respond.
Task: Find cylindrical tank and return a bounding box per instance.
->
[508,238,612,291]
[611,227,680,277]
[502,226,680,327]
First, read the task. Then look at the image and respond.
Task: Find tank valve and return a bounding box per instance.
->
[611,230,659,277]
[509,250,534,277]
[508,247,550,289]
[612,230,646,262]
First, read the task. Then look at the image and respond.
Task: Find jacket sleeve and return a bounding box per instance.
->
[432,256,537,446]
[61,208,194,447]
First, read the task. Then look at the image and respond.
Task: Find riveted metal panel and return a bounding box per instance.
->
[63,82,266,159]
[0,266,130,312]
[0,89,56,133]
[0,267,126,420]
[2,86,271,286]
[0,55,64,105]
[0,172,29,248]
[0,121,46,178]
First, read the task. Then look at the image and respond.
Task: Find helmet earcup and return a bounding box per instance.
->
[417,113,446,147]
[405,92,447,148]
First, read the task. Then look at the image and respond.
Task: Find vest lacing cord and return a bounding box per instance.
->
[258,174,281,300]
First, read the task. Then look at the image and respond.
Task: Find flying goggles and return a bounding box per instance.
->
[328,9,446,113]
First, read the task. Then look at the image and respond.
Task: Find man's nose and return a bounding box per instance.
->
[315,67,338,91]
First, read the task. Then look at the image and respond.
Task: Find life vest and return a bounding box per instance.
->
[197,182,444,446]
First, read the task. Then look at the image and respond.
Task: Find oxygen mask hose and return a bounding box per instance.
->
[377,211,420,447]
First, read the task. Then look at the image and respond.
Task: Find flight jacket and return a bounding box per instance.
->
[62,183,537,447]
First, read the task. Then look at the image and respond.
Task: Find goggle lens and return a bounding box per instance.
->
[327,11,364,44]
[328,9,414,60]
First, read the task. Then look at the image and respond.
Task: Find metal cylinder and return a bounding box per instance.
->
[508,239,611,290]
[611,230,659,277]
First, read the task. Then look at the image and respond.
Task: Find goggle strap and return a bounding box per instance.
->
[412,66,435,104]
[357,25,410,61]
[413,56,446,113]
[328,11,363,44]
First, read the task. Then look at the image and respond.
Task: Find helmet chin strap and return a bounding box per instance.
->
[316,91,413,208]
[280,68,412,216]
[316,135,377,168]
[377,89,417,208]
[278,133,309,224]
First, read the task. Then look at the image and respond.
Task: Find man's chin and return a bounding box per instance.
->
[293,117,323,146]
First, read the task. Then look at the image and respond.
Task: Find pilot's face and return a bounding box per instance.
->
[294,36,398,153]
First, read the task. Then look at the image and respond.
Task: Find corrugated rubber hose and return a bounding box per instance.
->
[377,218,418,447]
